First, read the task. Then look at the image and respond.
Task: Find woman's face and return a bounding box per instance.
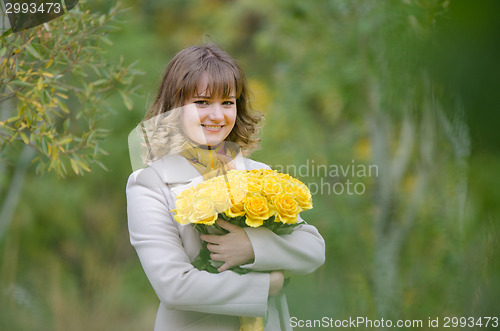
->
[182,85,237,147]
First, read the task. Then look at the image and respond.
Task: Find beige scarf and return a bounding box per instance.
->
[180,140,239,179]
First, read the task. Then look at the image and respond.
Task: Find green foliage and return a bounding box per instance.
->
[0,1,142,176]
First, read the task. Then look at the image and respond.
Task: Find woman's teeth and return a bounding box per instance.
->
[202,125,223,130]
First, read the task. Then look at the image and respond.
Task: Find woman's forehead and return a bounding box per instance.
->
[195,87,236,98]
[194,73,236,98]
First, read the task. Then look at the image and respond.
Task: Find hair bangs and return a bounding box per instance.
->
[183,58,242,101]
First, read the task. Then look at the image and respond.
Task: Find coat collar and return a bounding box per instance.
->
[148,150,247,184]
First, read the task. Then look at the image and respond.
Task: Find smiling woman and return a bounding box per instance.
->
[126,44,325,331]
[141,44,262,162]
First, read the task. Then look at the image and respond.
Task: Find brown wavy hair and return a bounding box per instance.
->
[143,44,263,161]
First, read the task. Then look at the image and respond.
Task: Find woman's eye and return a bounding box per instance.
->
[222,101,235,106]
[194,100,209,106]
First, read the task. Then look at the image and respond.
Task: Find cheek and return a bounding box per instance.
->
[182,106,201,127]
[227,108,237,127]
[180,111,190,131]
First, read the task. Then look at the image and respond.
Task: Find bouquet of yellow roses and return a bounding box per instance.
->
[171,168,313,273]
[171,168,313,331]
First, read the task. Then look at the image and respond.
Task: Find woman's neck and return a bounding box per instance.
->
[185,138,225,151]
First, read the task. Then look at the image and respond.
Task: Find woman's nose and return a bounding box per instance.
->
[208,103,224,121]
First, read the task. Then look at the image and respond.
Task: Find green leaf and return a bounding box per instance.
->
[48,159,58,172]
[41,139,49,155]
[70,158,80,175]
[93,160,109,171]
[12,80,33,87]
[26,44,42,60]
[100,36,113,46]
[63,118,71,131]
[92,79,108,86]
[228,266,251,275]
[35,160,47,175]
[59,101,70,114]
[59,136,73,145]
[37,77,43,90]
[119,90,133,111]
[19,132,29,145]
[76,160,91,172]
[0,28,13,38]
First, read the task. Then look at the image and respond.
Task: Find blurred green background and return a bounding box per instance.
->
[1,0,499,330]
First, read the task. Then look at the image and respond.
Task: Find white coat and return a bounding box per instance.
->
[126,152,325,331]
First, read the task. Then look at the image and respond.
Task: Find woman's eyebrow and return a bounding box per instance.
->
[193,95,236,99]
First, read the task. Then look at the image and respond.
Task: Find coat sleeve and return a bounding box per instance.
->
[126,167,270,317]
[242,216,325,274]
[241,159,326,274]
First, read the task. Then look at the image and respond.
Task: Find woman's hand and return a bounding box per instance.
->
[200,218,255,272]
[269,271,284,296]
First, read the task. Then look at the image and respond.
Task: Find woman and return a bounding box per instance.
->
[126,44,325,331]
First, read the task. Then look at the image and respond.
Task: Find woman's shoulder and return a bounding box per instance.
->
[243,158,272,171]
[126,165,164,191]
[128,153,201,185]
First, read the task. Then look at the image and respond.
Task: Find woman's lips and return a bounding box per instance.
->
[201,124,224,132]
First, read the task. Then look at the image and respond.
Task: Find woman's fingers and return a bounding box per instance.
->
[209,253,233,272]
[199,219,241,243]
[216,218,242,232]
[200,219,255,269]
[217,262,231,273]
[269,271,284,296]
[206,243,221,253]
[210,253,222,261]
[200,234,221,244]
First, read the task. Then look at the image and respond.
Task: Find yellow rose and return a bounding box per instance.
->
[272,192,302,224]
[227,177,247,191]
[189,198,218,225]
[290,177,303,185]
[224,189,247,218]
[244,194,274,227]
[246,175,262,194]
[279,181,293,194]
[224,170,247,191]
[176,186,196,200]
[293,183,313,210]
[277,173,292,181]
[250,168,274,176]
[171,194,196,225]
[175,195,193,212]
[195,180,210,190]
[172,209,189,224]
[261,176,282,198]
[209,176,225,187]
[196,187,213,200]
[174,212,192,225]
[249,169,263,176]
[211,187,232,213]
